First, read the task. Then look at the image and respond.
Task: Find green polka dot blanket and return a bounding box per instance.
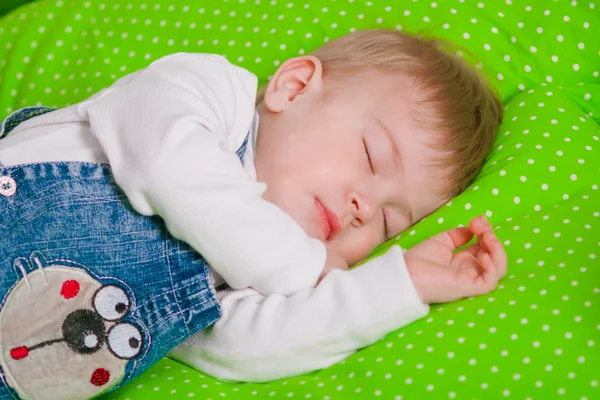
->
[1,1,599,399]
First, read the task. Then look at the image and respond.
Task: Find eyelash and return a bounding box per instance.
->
[362,138,375,174]
[382,209,388,239]
[363,138,388,238]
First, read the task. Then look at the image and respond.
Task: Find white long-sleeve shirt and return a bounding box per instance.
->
[0,52,429,382]
[5,52,325,296]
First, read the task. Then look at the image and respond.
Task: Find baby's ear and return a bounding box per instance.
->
[263,55,323,112]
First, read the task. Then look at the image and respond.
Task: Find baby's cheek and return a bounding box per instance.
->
[329,239,376,267]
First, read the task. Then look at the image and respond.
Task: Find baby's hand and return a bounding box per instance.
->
[404,215,507,304]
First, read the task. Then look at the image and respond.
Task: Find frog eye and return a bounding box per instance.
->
[92,285,130,321]
[106,323,143,359]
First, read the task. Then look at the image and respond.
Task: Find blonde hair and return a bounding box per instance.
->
[257,29,503,200]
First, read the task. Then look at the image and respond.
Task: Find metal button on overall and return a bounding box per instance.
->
[0,176,17,197]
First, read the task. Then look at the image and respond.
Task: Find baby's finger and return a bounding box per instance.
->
[484,252,501,287]
[480,229,508,278]
[466,243,482,256]
[474,214,491,230]
[470,217,506,271]
[473,252,499,295]
[444,226,476,250]
[469,215,492,242]
[482,247,499,280]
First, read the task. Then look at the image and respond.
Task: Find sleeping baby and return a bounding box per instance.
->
[0,29,506,399]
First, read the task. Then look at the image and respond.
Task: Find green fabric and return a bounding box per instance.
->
[0,1,598,399]
[0,0,34,19]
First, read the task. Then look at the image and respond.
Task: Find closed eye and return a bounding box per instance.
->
[382,209,389,240]
[363,138,374,174]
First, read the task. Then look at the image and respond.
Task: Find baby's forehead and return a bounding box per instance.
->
[327,67,417,95]
[358,74,432,115]
[327,71,438,132]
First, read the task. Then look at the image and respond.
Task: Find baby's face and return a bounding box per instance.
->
[255,60,450,265]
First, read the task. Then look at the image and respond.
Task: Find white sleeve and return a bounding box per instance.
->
[76,53,326,296]
[169,245,430,382]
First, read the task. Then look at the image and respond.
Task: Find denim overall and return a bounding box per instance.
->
[0,107,248,400]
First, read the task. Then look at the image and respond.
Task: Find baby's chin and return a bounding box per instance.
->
[299,214,330,244]
[303,220,327,244]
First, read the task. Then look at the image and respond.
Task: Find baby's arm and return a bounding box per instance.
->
[169,245,429,382]
[77,53,326,295]
[169,217,506,382]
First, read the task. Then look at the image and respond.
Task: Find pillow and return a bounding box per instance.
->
[0,1,598,399]
[108,82,600,400]
[0,0,598,115]
[0,0,34,19]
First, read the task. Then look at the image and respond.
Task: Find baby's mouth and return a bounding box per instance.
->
[314,198,342,241]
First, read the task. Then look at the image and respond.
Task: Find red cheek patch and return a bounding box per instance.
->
[61,280,80,299]
[90,368,110,386]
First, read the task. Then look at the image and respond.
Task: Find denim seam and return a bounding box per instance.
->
[173,333,186,343]
[13,240,157,258]
[164,238,191,337]
[0,183,86,217]
[122,314,153,382]
[69,193,124,204]
[204,265,221,317]
[30,256,136,293]
[7,197,120,234]
[131,278,208,311]
[20,228,162,244]
[10,180,67,201]
[146,300,219,331]
[0,161,110,175]
[0,274,22,312]
[7,196,76,230]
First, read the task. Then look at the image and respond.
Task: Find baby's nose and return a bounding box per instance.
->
[349,193,378,226]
